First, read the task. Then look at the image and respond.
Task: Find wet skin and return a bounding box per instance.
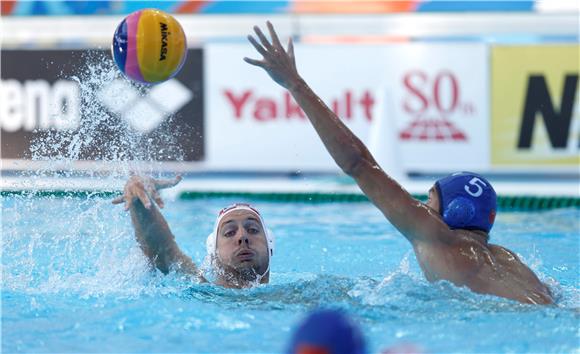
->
[114,176,270,288]
[419,187,553,304]
[245,21,554,304]
[214,209,270,284]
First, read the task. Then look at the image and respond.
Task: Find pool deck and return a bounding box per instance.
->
[1,174,578,198]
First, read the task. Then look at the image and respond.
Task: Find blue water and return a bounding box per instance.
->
[2,195,579,353]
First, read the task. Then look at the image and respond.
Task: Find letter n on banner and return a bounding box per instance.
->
[491,45,579,169]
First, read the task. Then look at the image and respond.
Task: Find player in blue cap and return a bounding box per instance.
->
[287,309,366,354]
[246,22,553,304]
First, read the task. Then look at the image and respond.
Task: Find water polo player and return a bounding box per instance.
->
[113,175,274,288]
[245,22,553,304]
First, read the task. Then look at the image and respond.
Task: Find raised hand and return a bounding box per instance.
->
[244,21,300,90]
[112,175,182,210]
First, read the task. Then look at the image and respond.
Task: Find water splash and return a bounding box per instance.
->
[2,51,193,298]
[27,50,189,176]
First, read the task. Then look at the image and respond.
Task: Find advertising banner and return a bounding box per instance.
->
[205,44,384,171]
[1,49,204,169]
[491,45,579,168]
[383,43,489,173]
[206,43,489,173]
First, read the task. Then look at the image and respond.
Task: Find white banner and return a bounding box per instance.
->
[387,43,490,173]
[206,44,384,171]
[205,43,489,173]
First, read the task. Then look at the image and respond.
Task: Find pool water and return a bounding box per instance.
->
[2,195,579,353]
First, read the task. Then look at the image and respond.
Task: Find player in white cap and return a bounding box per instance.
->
[113,175,274,288]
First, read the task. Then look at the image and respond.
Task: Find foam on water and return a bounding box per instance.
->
[3,197,580,353]
[25,50,191,177]
[3,51,197,299]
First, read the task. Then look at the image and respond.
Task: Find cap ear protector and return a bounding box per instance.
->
[435,172,497,233]
[206,203,274,276]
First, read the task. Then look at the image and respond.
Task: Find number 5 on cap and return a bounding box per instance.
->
[465,177,487,197]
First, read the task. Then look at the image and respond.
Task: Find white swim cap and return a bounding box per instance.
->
[205,203,274,277]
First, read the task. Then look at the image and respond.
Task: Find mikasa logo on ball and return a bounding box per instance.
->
[159,22,169,61]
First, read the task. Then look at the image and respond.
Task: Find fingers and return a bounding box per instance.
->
[124,195,133,211]
[151,189,165,209]
[267,21,282,49]
[112,195,124,205]
[136,188,152,209]
[115,175,179,211]
[243,57,267,68]
[287,37,295,62]
[113,193,129,211]
[247,35,268,58]
[253,25,273,51]
[150,175,180,208]
[155,175,183,190]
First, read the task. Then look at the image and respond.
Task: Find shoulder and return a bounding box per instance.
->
[487,243,521,262]
[424,228,486,248]
[441,230,495,269]
[446,229,491,249]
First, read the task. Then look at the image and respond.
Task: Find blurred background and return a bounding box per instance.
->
[1,0,578,197]
[1,2,579,353]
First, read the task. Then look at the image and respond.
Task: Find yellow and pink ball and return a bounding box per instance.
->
[112,9,187,84]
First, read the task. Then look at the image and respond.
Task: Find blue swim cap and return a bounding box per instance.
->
[435,172,497,233]
[287,309,366,354]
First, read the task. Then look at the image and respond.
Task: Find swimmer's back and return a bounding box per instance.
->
[413,230,553,305]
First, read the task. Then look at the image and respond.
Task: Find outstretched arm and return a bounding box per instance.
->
[113,175,200,277]
[245,22,452,245]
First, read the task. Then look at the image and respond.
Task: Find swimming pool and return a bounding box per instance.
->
[2,194,579,353]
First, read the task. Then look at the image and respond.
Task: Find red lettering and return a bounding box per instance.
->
[224,90,252,119]
[254,98,277,121]
[345,91,352,119]
[434,71,459,114]
[284,92,305,119]
[359,91,374,121]
[403,71,429,114]
[331,100,340,117]
[223,89,375,123]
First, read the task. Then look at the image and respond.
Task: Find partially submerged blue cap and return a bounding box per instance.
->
[287,309,366,354]
[435,172,497,233]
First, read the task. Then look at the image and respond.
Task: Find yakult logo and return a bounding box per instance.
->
[223,89,375,122]
[400,70,475,141]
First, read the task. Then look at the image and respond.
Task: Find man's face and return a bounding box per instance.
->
[426,186,441,214]
[216,209,269,277]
